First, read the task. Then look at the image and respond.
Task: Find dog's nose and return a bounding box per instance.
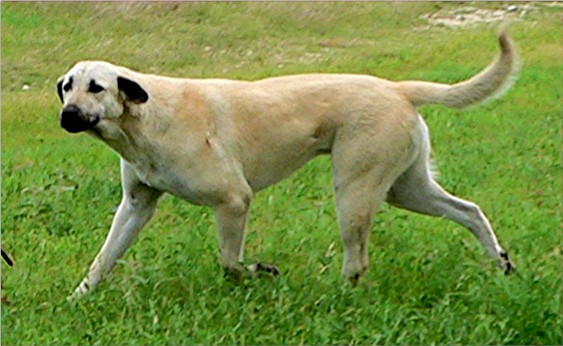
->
[60,104,83,133]
[61,104,81,120]
[60,104,98,133]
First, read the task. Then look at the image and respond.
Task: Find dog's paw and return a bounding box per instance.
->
[223,262,280,282]
[246,263,280,277]
[223,264,248,282]
[499,252,515,275]
[348,272,361,287]
[67,279,92,301]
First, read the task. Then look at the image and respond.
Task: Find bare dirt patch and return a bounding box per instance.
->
[420,4,542,28]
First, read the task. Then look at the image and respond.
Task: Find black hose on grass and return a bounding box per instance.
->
[2,248,13,266]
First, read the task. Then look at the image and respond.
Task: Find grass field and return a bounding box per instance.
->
[1,2,562,345]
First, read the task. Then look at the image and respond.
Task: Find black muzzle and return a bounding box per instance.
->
[60,104,100,133]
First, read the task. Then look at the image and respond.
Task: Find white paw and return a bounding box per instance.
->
[66,279,92,301]
[246,263,280,277]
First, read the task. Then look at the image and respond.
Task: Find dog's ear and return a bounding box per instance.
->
[56,76,64,103]
[117,76,149,104]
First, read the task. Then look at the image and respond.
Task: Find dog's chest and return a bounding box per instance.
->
[131,160,169,190]
[128,158,211,205]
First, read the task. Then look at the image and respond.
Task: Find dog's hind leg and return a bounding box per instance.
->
[331,114,418,285]
[386,120,514,273]
[69,161,162,299]
[332,150,412,284]
[333,176,386,285]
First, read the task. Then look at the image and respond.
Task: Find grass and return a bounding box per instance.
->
[1,2,562,345]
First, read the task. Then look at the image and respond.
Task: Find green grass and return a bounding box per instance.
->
[2,2,562,345]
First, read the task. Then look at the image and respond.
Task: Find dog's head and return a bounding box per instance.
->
[56,61,149,133]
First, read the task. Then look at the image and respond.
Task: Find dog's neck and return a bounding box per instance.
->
[87,123,137,162]
[90,106,169,168]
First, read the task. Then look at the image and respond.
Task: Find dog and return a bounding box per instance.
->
[58,29,517,298]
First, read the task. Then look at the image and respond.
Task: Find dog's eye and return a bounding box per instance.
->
[89,81,105,93]
[63,77,73,92]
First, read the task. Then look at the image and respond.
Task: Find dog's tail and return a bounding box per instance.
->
[396,28,519,108]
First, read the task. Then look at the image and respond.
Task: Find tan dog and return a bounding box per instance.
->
[58,30,517,298]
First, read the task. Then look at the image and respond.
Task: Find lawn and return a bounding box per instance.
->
[1,2,561,345]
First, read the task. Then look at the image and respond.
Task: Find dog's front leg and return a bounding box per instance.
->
[213,190,280,279]
[70,165,162,299]
[213,193,251,278]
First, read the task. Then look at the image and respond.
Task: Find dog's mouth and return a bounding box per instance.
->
[60,105,101,133]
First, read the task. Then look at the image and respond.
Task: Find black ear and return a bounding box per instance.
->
[117,76,149,104]
[57,77,64,103]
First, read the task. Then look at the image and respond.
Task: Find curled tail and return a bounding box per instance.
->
[397,28,519,108]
